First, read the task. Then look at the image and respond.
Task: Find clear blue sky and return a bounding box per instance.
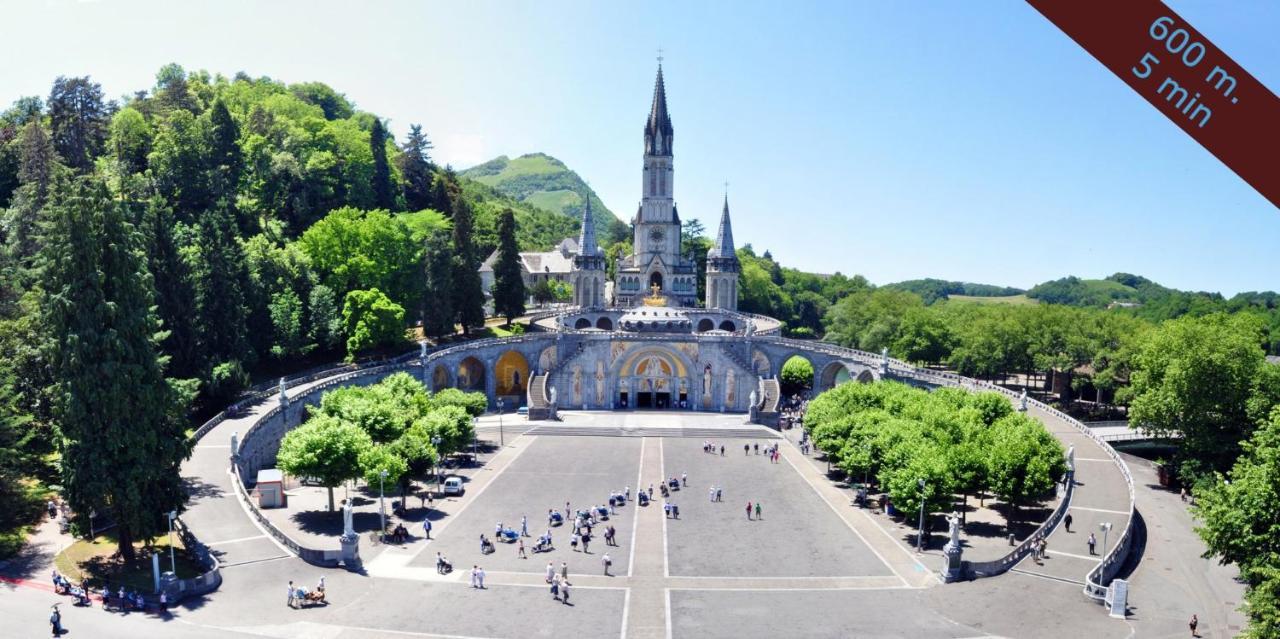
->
[3,0,1278,295]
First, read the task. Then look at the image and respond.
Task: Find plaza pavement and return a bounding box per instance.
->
[0,379,1239,638]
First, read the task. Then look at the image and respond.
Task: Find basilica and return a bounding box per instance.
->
[571,63,740,311]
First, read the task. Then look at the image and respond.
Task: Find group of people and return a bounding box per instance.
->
[285,577,325,609]
[50,571,92,607]
[546,561,572,603]
[50,570,159,613]
[702,440,725,455]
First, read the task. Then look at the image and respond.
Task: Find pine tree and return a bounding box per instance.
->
[370,118,396,211]
[397,124,434,211]
[492,208,526,325]
[140,199,203,379]
[190,202,252,368]
[428,167,459,218]
[46,76,109,172]
[422,233,455,340]
[5,121,61,271]
[206,99,243,208]
[450,198,485,334]
[39,175,191,562]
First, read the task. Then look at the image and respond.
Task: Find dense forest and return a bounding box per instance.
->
[0,66,578,558]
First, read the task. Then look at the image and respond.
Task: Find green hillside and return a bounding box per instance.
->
[883,278,1024,305]
[461,153,629,245]
[946,294,1038,306]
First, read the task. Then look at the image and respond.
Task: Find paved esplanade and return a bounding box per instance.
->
[3,390,1238,638]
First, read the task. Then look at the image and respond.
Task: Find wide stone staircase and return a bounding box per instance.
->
[527,373,552,420]
[525,424,779,439]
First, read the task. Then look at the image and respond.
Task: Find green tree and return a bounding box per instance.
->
[206,99,244,217]
[779,356,813,396]
[276,414,372,512]
[397,124,434,211]
[427,388,488,418]
[892,307,953,364]
[369,118,396,210]
[342,288,405,357]
[298,207,419,308]
[107,107,152,175]
[491,208,526,324]
[390,421,439,500]
[359,444,409,491]
[189,203,252,367]
[46,76,108,172]
[140,199,202,379]
[5,121,61,271]
[422,233,455,340]
[986,413,1065,529]
[308,284,343,352]
[39,176,191,561]
[450,198,485,334]
[418,403,475,455]
[1129,313,1271,478]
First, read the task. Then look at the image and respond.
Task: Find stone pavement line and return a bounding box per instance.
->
[366,434,536,577]
[624,436,670,639]
[779,437,932,588]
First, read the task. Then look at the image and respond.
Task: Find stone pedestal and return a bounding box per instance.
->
[340,534,361,570]
[941,542,964,582]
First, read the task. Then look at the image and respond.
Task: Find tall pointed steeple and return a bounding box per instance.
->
[644,63,673,156]
[708,194,737,260]
[577,193,600,257]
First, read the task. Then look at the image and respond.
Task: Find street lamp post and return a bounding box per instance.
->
[497,398,505,447]
[1099,521,1113,559]
[917,478,927,552]
[166,511,177,574]
[432,435,443,495]
[379,469,388,540]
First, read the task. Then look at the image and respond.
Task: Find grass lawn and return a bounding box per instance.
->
[54,532,203,592]
[947,294,1039,306]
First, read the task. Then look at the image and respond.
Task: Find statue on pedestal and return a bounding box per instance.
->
[229,431,239,469]
[1018,389,1028,412]
[946,511,962,549]
[342,498,356,540]
[880,347,890,374]
[749,389,758,409]
[548,386,558,407]
[941,510,964,582]
[278,377,289,407]
[1066,444,1075,473]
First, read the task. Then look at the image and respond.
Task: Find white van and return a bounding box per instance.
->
[442,476,465,496]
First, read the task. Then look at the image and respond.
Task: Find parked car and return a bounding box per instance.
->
[442,476,465,496]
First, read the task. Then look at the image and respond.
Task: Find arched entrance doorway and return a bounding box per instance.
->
[780,355,814,396]
[495,351,530,398]
[431,364,450,391]
[817,361,852,391]
[457,357,486,392]
[614,347,690,410]
[649,272,663,291]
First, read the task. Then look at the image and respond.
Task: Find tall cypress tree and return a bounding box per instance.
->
[370,118,396,211]
[46,76,108,172]
[397,124,434,212]
[191,201,252,368]
[141,198,203,379]
[39,176,191,562]
[5,121,61,272]
[450,198,485,335]
[422,232,455,340]
[206,99,244,221]
[492,208,526,325]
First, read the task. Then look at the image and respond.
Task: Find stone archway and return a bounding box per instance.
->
[718,320,736,332]
[649,271,664,290]
[457,356,486,392]
[696,318,714,332]
[817,361,852,391]
[495,351,530,396]
[751,350,771,377]
[855,369,876,384]
[596,317,613,330]
[431,363,450,391]
[613,345,692,410]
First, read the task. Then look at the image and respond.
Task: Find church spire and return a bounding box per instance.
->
[644,62,673,156]
[577,193,600,257]
[708,193,737,260]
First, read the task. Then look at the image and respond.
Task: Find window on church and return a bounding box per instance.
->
[649,168,656,197]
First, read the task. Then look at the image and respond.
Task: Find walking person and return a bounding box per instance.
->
[49,604,62,637]
[1189,613,1199,637]
[709,487,716,502]
[1064,513,1073,532]
[602,552,612,576]
[470,566,479,588]
[682,472,688,487]
[476,566,486,589]
[546,561,555,583]
[521,514,529,537]
[550,574,560,600]
[716,487,723,502]
[561,561,569,582]
[755,502,762,520]
[1087,532,1097,555]
[746,501,753,520]
[744,443,750,455]
[287,581,296,608]
[582,532,591,554]
[561,579,571,605]
[423,518,432,539]
[518,538,527,559]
